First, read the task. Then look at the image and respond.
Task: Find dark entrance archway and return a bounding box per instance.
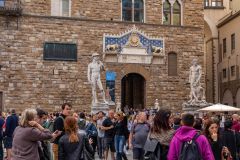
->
[121,73,145,110]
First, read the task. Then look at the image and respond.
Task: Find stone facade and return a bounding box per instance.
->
[204,0,240,106]
[218,11,240,107]
[0,0,204,112]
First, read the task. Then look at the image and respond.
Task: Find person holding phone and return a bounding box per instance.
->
[204,120,232,160]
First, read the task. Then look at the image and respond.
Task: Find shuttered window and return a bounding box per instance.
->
[168,52,178,76]
[43,43,77,61]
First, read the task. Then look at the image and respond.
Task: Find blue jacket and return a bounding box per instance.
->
[85,122,98,137]
[5,114,19,137]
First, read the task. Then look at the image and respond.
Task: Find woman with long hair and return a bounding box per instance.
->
[204,119,231,160]
[114,111,129,160]
[58,116,93,160]
[148,109,175,160]
[11,108,58,160]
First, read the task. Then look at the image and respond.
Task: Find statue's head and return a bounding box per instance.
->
[92,52,99,61]
[192,58,198,66]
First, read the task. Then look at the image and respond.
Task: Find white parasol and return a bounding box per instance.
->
[197,103,240,112]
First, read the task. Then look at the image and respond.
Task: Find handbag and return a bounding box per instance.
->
[144,137,160,160]
[82,136,94,160]
[144,137,159,152]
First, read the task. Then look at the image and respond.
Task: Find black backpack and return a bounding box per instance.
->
[179,133,202,160]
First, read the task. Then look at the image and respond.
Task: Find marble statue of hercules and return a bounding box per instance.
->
[88,53,108,105]
[189,58,202,103]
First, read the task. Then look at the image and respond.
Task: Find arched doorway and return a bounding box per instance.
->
[121,73,145,110]
[222,89,233,106]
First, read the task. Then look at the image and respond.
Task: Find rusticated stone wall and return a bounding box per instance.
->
[0,0,204,113]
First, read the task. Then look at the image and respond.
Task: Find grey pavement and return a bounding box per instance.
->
[95,150,133,160]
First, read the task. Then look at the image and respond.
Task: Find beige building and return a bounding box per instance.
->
[204,0,240,106]
[0,0,204,112]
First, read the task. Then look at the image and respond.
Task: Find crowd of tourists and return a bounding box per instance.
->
[0,103,240,160]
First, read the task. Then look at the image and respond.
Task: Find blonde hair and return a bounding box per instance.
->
[20,108,37,127]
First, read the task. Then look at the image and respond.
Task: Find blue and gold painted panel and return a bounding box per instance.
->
[103,26,164,55]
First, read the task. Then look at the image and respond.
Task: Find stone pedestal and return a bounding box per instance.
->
[182,101,212,117]
[91,103,109,115]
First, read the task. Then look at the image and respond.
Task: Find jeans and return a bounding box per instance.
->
[0,140,3,160]
[133,147,145,160]
[114,135,125,154]
[97,136,104,158]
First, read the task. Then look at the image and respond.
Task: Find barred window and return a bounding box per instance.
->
[43,43,77,61]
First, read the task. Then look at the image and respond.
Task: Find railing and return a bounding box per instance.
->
[204,0,224,8]
[0,0,22,16]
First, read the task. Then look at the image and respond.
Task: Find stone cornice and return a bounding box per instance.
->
[217,10,240,28]
[20,14,202,30]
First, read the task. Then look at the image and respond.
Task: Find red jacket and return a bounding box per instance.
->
[232,121,240,132]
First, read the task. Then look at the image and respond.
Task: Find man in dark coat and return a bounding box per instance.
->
[4,109,18,160]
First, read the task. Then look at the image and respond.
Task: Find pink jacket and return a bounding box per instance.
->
[167,126,215,160]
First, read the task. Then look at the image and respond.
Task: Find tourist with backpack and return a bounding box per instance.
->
[78,112,87,131]
[144,109,175,160]
[129,112,150,160]
[167,113,215,160]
